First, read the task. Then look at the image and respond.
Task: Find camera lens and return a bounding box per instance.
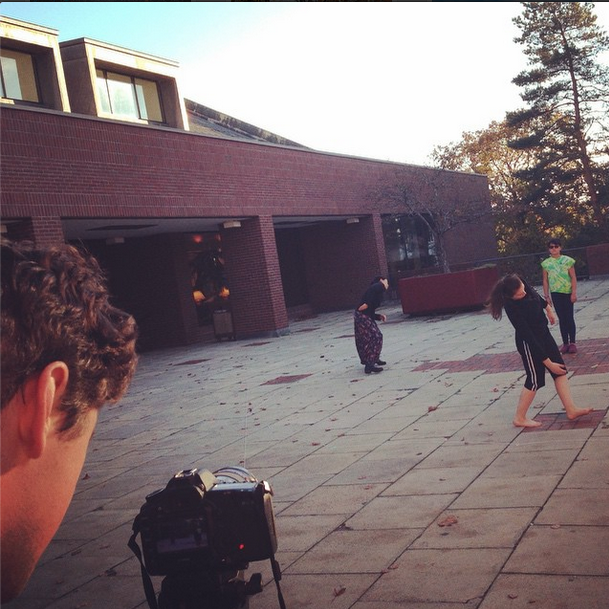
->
[213,466,258,484]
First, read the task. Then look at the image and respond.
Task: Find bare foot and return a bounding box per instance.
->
[514,418,542,428]
[566,407,593,420]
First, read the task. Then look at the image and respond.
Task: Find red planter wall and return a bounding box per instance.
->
[587,243,609,277]
[399,266,500,315]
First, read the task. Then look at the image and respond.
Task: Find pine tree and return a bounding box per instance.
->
[507,2,609,241]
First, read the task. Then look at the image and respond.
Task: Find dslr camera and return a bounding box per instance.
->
[130,466,285,609]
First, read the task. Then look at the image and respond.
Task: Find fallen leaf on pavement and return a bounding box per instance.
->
[332,585,346,600]
[438,515,459,527]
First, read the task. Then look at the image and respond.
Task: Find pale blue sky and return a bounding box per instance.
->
[2,2,608,166]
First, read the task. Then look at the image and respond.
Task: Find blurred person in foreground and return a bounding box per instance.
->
[1,238,138,603]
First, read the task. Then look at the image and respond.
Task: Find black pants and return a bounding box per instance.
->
[552,292,576,345]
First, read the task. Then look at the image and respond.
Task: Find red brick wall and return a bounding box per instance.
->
[220,216,289,337]
[6,216,65,247]
[301,214,388,312]
[587,243,609,277]
[1,107,492,228]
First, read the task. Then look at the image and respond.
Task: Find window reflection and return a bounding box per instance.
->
[382,214,437,284]
[0,49,39,102]
[96,69,164,123]
[188,233,230,326]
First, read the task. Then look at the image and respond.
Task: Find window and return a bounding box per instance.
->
[0,49,40,103]
[96,69,164,123]
[382,213,437,282]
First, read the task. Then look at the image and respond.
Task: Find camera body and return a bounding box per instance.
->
[136,467,277,576]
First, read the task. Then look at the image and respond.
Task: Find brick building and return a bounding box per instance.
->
[0,16,498,350]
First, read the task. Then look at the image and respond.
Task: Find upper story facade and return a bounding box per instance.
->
[1,15,189,130]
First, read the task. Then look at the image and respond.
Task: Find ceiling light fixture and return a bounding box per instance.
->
[222,220,242,229]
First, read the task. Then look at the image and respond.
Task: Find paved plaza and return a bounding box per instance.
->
[10,278,609,609]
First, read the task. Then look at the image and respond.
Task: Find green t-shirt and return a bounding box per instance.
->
[541,255,575,294]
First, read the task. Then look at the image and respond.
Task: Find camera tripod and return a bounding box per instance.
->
[157,568,262,609]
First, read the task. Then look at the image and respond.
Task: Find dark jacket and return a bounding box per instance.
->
[504,280,552,361]
[357,281,385,320]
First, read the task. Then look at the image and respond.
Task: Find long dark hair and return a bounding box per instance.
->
[486,273,523,320]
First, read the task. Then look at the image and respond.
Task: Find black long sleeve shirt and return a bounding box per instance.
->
[504,281,551,361]
[357,282,385,320]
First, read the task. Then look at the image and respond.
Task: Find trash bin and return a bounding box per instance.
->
[212,309,235,341]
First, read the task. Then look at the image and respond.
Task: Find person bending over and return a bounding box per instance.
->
[354,276,389,374]
[486,273,591,428]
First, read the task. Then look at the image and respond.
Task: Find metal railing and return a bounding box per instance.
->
[387,247,590,301]
[450,247,589,284]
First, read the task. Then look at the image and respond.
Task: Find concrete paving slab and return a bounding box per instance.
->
[281,483,389,516]
[478,574,609,609]
[384,465,483,496]
[559,454,609,488]
[480,446,582,478]
[504,524,609,575]
[535,488,609,525]
[411,507,538,548]
[413,442,506,469]
[286,528,421,574]
[345,494,459,530]
[451,474,562,509]
[252,573,380,609]
[361,548,510,604]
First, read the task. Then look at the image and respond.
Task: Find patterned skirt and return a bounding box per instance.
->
[354,310,383,366]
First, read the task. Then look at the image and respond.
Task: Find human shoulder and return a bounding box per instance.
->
[561,255,576,267]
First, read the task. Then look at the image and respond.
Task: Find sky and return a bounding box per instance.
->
[2,2,609,167]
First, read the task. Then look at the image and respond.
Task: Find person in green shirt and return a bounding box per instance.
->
[541,238,578,354]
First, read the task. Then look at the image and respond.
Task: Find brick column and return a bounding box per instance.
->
[221,215,289,338]
[302,213,389,312]
[7,216,65,247]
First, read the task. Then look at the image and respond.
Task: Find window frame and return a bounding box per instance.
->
[0,47,42,105]
[95,68,165,125]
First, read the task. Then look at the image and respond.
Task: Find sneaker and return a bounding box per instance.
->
[568,343,577,354]
[365,365,383,374]
[559,344,569,354]
[376,359,387,366]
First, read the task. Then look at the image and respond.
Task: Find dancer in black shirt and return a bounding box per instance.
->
[354,276,388,374]
[487,273,592,427]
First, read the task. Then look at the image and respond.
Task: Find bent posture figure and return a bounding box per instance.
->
[486,273,592,428]
[354,276,389,374]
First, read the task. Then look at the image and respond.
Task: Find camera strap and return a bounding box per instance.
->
[270,556,287,609]
[128,514,160,609]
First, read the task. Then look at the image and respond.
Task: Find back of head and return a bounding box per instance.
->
[1,239,138,433]
[486,273,522,320]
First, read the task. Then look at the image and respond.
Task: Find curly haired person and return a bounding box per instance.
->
[1,239,138,603]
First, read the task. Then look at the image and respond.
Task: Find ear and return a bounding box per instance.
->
[18,362,69,459]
